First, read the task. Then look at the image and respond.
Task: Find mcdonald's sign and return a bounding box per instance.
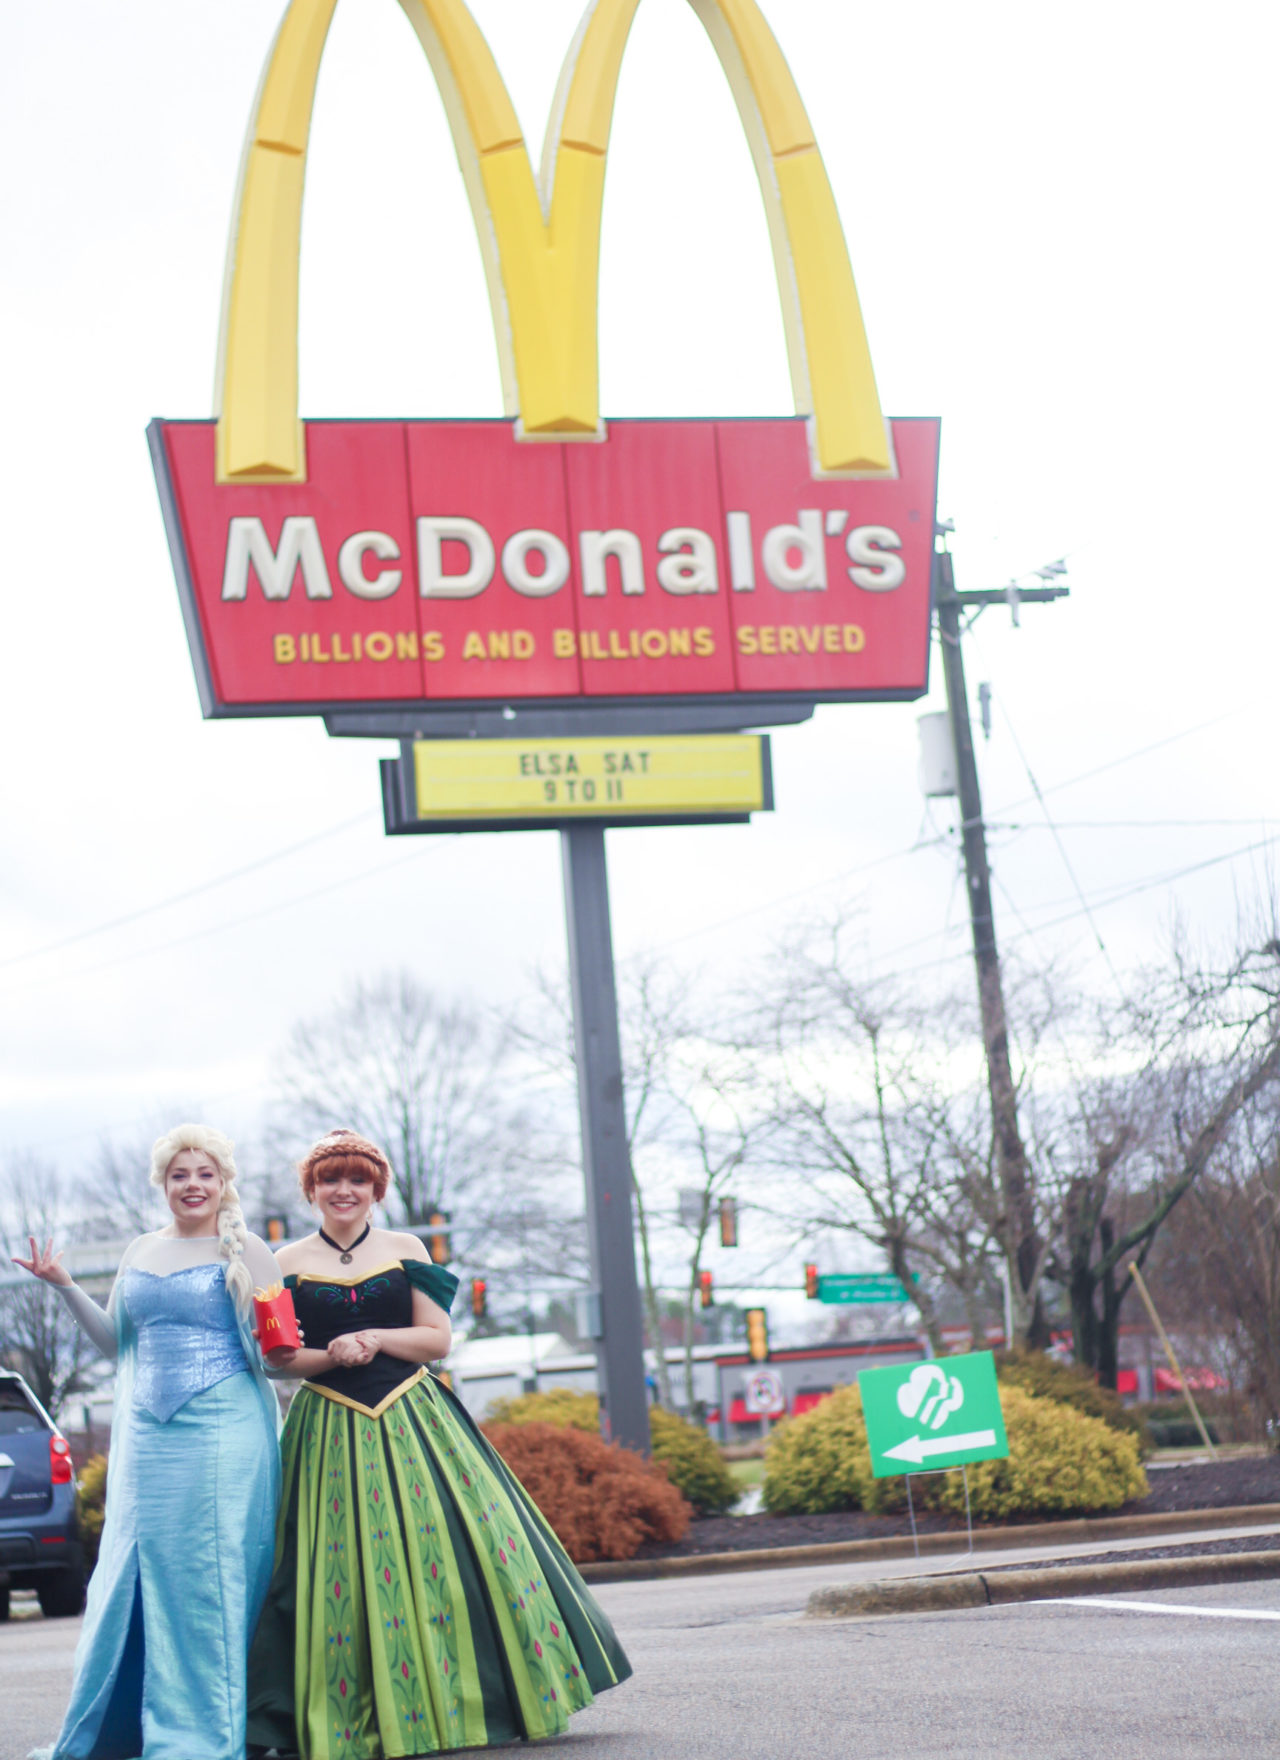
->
[149,0,940,718]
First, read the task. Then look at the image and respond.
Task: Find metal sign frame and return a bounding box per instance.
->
[379,736,774,836]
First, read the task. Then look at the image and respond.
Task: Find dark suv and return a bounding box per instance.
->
[0,1369,86,1618]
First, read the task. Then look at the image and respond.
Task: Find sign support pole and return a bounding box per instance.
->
[561,824,651,1456]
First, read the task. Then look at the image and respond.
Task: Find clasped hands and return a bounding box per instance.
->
[255,1326,379,1370]
[326,1329,380,1367]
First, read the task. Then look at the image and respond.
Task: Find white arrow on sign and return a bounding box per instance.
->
[883,1428,998,1466]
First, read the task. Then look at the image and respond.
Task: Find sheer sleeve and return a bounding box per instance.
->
[53,1237,143,1362]
[240,1233,282,1293]
[55,1284,117,1361]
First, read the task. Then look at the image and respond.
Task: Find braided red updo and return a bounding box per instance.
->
[297,1129,392,1204]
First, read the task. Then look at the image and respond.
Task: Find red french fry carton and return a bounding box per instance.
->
[254,1282,301,1351]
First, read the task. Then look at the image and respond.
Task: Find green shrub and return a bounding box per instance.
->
[76,1454,108,1574]
[762,1384,875,1515]
[761,1381,1148,1520]
[1144,1418,1220,1449]
[484,1388,600,1431]
[648,1407,738,1515]
[927,1385,1147,1519]
[996,1352,1147,1444]
[483,1421,690,1562]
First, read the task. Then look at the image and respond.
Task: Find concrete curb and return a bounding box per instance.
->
[806,1549,1280,1618]
[578,1502,1280,1584]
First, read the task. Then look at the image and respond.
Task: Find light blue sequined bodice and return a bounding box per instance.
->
[121,1262,248,1422]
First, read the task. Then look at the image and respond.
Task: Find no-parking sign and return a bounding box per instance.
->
[743,1369,786,1416]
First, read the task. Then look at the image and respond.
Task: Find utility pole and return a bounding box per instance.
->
[934,544,1068,1348]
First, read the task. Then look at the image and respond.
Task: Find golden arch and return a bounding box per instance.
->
[215,0,890,483]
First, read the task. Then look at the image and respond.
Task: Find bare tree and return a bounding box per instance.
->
[747,918,1004,1353]
[1045,933,1280,1385]
[1144,1100,1280,1428]
[267,971,581,1279]
[510,959,776,1411]
[0,1157,100,1417]
[86,1111,208,1240]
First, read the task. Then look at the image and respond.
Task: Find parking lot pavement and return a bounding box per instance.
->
[8,1569,1280,1760]
[0,1597,80,1760]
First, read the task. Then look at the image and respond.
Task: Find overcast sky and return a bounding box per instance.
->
[2,0,1277,1296]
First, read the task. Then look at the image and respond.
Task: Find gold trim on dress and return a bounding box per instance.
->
[292,1261,405,1287]
[300,1367,428,1420]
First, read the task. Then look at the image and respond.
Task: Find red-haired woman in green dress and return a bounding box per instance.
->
[247,1130,630,1758]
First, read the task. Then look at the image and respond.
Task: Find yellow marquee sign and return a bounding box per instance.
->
[216,0,891,485]
[407,734,771,821]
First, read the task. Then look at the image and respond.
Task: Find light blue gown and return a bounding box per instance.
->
[46,1260,280,1760]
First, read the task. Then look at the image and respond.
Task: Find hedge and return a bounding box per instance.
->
[762,1382,1147,1519]
[482,1421,690,1562]
[925,1385,1147,1521]
[485,1389,599,1432]
[647,1407,738,1515]
[995,1352,1147,1444]
[75,1454,108,1574]
[482,1390,738,1514]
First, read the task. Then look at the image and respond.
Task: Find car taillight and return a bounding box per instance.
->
[49,1436,73,1485]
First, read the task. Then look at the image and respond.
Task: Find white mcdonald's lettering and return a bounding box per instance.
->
[338,531,403,600]
[761,511,827,593]
[501,531,571,600]
[656,530,719,597]
[847,526,906,592]
[221,516,332,601]
[221,517,906,602]
[215,0,890,485]
[580,531,645,599]
[417,517,495,600]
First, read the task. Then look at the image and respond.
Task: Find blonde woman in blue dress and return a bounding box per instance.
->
[14,1124,282,1760]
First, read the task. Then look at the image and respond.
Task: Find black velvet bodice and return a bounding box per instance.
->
[291,1264,418,1407]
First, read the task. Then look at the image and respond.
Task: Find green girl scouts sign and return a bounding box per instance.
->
[859,1350,1009,1478]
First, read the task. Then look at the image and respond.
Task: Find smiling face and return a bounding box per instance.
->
[164,1148,224,1235]
[313,1164,376,1238]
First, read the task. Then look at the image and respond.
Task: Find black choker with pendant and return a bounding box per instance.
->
[318,1221,371,1265]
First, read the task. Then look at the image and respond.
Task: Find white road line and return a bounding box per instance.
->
[1041,1597,1280,1622]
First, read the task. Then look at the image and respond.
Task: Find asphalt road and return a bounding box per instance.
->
[6,1545,1279,1760]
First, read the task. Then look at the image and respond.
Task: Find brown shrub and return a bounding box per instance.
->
[484,1421,691,1563]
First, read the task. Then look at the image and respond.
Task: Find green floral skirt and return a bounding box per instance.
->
[247,1370,631,1758]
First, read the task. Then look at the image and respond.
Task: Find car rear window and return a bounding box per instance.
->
[0,1383,44,1434]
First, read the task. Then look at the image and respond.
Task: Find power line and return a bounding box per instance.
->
[643,711,1240,959]
[990,818,1278,831]
[0,711,1252,1007]
[0,810,379,973]
[885,829,1280,984]
[0,846,432,1001]
[996,699,1127,999]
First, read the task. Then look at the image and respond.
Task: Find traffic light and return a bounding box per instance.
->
[426,1210,452,1265]
[804,1263,820,1300]
[698,1269,714,1310]
[718,1197,738,1248]
[470,1278,487,1319]
[265,1215,287,1245]
[745,1307,769,1361]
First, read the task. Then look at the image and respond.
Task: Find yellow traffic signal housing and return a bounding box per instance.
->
[745,1307,769,1361]
[718,1197,739,1249]
[426,1210,452,1265]
[804,1262,820,1299]
[470,1278,487,1319]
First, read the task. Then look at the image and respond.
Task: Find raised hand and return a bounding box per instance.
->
[11,1236,72,1288]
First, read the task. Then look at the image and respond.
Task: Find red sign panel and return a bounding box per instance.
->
[149,418,940,716]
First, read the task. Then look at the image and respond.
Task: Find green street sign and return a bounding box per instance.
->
[858,1350,1009,1478]
[817,1273,912,1304]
